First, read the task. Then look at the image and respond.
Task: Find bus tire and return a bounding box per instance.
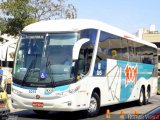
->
[145,88,150,104]
[33,110,49,114]
[138,87,145,106]
[86,92,100,117]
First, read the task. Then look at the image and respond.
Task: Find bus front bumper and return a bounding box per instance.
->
[11,92,88,112]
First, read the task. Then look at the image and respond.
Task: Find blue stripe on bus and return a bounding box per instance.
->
[54,85,69,91]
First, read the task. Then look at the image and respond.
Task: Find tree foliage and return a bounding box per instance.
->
[0,0,77,35]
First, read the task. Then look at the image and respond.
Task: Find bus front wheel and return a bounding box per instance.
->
[86,92,100,117]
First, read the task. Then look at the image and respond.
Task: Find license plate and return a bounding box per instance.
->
[32,102,44,107]
[0,101,5,108]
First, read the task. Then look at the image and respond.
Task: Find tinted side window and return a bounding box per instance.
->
[77,29,98,75]
[94,31,112,76]
[153,48,157,65]
[139,45,154,64]
[97,31,122,61]
[134,42,141,63]
[98,31,113,60]
[78,42,93,74]
[128,40,135,62]
[121,39,129,61]
[80,29,97,44]
[145,46,152,64]
[109,38,122,60]
[94,31,121,76]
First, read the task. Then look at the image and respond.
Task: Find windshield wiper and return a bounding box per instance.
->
[46,57,55,87]
[22,54,38,86]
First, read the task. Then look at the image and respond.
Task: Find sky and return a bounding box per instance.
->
[71,0,160,34]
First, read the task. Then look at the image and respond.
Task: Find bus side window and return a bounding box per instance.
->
[128,40,136,62]
[78,50,85,74]
[86,49,93,72]
[78,44,93,75]
[138,44,155,64]
[134,42,141,63]
[121,39,129,61]
[109,38,122,60]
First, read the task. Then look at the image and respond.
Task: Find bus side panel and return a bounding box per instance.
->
[117,60,155,102]
[84,59,156,108]
[91,59,122,106]
[105,59,122,104]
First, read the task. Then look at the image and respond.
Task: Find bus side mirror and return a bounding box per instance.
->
[72,38,89,60]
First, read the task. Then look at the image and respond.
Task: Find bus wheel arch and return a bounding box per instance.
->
[86,87,101,117]
[92,88,101,101]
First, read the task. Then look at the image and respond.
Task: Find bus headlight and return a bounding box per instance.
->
[68,85,80,94]
[12,88,22,94]
[56,85,80,97]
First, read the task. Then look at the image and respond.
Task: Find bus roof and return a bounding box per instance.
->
[22,19,157,48]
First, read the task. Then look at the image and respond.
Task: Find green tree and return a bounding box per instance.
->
[0,0,77,36]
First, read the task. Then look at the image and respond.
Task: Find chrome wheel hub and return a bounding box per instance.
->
[88,97,97,113]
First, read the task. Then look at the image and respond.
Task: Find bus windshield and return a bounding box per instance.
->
[13,32,78,87]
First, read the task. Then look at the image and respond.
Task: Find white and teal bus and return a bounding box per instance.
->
[11,19,158,116]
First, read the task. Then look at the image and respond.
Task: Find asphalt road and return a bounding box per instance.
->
[9,95,160,120]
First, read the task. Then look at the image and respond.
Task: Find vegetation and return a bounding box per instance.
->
[0,0,77,36]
